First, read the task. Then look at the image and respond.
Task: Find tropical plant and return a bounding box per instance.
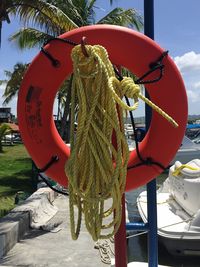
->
[0,123,12,152]
[0,0,12,46]
[5,1,142,49]
[0,63,29,105]
[2,0,143,141]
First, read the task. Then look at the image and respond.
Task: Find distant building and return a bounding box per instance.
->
[0,107,15,123]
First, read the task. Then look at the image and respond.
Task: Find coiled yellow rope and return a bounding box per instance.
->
[65,44,178,241]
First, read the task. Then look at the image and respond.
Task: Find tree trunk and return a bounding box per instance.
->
[60,74,73,143]
[0,141,3,153]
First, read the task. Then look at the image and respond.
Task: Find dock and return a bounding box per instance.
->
[0,189,113,267]
[0,188,174,267]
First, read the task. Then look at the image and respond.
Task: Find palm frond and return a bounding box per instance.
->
[8,0,78,35]
[9,28,52,49]
[2,90,17,105]
[62,0,93,26]
[0,0,12,46]
[87,0,97,24]
[97,8,143,31]
[2,62,28,105]
[3,70,13,78]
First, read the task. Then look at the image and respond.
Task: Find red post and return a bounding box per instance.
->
[113,65,127,267]
[114,193,127,267]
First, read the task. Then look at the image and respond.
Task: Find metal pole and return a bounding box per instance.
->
[144,0,154,39]
[144,1,158,267]
[144,0,153,130]
[147,180,158,267]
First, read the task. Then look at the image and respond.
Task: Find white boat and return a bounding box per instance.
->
[137,159,200,256]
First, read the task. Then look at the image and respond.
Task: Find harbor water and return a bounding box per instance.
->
[126,173,200,267]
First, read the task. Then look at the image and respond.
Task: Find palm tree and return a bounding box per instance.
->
[0,0,12,46]
[6,1,142,49]
[3,0,143,141]
[0,123,12,152]
[0,63,29,105]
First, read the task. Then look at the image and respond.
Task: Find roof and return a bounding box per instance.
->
[0,123,20,132]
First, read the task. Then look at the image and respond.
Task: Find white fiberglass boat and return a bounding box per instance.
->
[137,159,200,256]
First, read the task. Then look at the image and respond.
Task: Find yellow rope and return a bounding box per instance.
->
[65,44,178,241]
[108,77,178,128]
[172,164,200,177]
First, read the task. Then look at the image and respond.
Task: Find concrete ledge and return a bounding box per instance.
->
[0,188,58,258]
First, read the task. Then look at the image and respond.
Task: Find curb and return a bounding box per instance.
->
[0,188,57,258]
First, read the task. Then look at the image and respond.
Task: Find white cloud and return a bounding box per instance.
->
[0,83,5,94]
[0,84,6,106]
[0,68,3,76]
[194,81,200,90]
[173,51,200,113]
[0,84,17,116]
[187,90,200,103]
[174,51,200,73]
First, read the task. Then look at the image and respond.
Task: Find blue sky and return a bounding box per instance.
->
[0,0,200,117]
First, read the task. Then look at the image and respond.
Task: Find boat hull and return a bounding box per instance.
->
[137,190,200,256]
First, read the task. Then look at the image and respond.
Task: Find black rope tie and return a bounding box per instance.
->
[116,51,169,172]
[125,96,166,172]
[41,47,60,67]
[114,50,168,84]
[37,156,69,195]
[41,37,78,67]
[136,50,168,84]
[43,37,78,47]
[38,155,59,173]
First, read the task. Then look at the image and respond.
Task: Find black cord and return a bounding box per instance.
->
[41,47,60,67]
[36,156,69,195]
[41,37,78,67]
[124,88,166,172]
[38,173,69,196]
[114,51,168,85]
[43,37,78,47]
[136,51,168,84]
[38,156,59,173]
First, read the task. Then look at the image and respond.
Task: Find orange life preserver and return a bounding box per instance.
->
[17,25,188,191]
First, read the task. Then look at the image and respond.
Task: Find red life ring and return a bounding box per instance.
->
[17,25,187,191]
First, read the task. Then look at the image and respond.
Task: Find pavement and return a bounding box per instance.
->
[0,190,113,267]
[0,188,172,267]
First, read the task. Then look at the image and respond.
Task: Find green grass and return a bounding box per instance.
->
[0,144,35,217]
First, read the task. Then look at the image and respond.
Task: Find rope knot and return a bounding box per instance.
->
[121,77,140,99]
[71,44,111,79]
[108,76,140,111]
[109,75,178,127]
